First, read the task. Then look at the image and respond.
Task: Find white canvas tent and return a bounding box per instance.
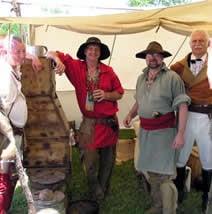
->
[1,0,212,35]
[0,0,212,127]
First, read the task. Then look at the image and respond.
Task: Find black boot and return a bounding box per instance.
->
[201,169,212,213]
[173,166,186,204]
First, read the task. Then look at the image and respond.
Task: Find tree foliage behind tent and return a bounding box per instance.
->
[0,23,21,36]
[128,0,192,7]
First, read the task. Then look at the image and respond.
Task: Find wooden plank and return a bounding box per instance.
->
[21,58,56,97]
[23,139,70,168]
[21,58,71,168]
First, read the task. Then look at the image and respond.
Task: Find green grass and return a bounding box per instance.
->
[69,147,202,214]
[10,186,27,214]
[11,146,202,213]
[119,129,136,139]
[69,147,150,214]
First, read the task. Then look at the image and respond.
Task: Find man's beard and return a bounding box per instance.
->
[148,62,161,69]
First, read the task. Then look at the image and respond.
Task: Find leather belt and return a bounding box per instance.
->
[188,104,212,114]
[12,125,24,136]
[83,115,119,132]
[95,116,119,132]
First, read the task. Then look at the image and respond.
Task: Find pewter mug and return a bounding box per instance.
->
[0,160,14,173]
[27,45,48,57]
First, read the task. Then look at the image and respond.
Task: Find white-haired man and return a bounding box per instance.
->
[171,30,212,213]
[0,35,42,213]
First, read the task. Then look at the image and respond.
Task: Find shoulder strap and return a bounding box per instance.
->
[7,71,20,118]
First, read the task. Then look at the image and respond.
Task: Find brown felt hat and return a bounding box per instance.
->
[77,37,110,60]
[136,41,172,59]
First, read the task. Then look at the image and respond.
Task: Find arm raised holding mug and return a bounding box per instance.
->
[47,37,124,201]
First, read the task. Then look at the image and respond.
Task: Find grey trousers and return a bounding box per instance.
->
[80,144,116,200]
[148,172,177,214]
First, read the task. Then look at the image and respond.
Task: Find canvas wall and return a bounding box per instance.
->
[35,26,191,90]
[34,26,193,127]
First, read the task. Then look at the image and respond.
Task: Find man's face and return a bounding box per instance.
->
[84,44,101,61]
[8,40,26,67]
[146,53,163,69]
[190,32,209,58]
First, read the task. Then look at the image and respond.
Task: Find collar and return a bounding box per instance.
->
[84,61,107,74]
[190,53,207,62]
[9,64,22,81]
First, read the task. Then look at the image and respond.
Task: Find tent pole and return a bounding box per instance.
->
[11,0,21,17]
[108,34,117,66]
[168,36,188,67]
[10,0,28,44]
[28,25,35,45]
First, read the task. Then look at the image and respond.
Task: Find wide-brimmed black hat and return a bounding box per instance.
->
[77,37,110,60]
[135,41,172,59]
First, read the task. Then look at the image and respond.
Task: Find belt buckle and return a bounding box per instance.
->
[152,112,162,118]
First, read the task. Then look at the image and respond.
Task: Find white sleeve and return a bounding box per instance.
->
[0,72,18,114]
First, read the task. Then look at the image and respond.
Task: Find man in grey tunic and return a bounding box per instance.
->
[123,41,190,214]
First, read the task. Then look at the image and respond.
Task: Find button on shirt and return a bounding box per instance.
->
[190,53,207,76]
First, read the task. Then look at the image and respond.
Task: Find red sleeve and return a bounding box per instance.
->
[56,51,84,88]
[110,68,124,94]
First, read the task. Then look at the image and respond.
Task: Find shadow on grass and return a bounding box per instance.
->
[11,147,202,213]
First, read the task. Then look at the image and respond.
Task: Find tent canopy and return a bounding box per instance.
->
[0,0,212,36]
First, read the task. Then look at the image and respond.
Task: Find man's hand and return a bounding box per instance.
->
[31,56,43,72]
[26,53,43,72]
[46,51,65,75]
[54,57,65,75]
[123,114,132,128]
[93,89,105,102]
[172,132,184,149]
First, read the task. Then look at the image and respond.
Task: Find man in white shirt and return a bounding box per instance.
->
[0,35,42,213]
[171,30,212,213]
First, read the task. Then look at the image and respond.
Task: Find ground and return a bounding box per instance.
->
[11,147,202,213]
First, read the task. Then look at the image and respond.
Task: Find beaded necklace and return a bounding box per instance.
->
[85,66,100,111]
[146,70,160,88]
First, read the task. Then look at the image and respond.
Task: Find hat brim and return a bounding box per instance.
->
[77,42,110,60]
[135,50,172,59]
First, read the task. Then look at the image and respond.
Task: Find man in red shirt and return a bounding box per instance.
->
[47,37,124,200]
